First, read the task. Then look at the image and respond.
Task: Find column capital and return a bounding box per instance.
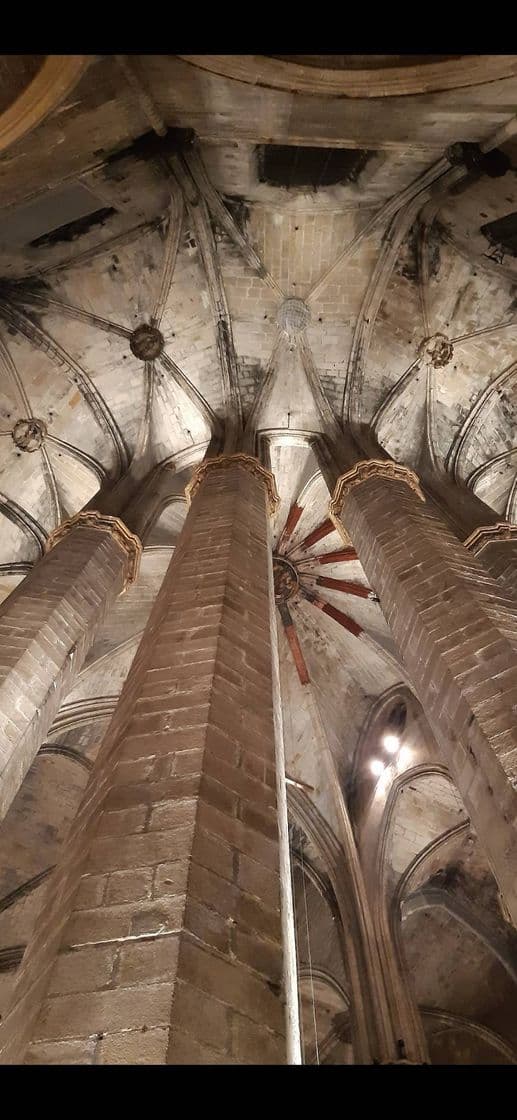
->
[463,521,517,556]
[44,511,142,586]
[329,459,425,518]
[185,453,280,515]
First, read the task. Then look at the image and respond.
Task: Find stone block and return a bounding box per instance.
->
[33,983,175,1041]
[105,867,153,905]
[116,935,180,986]
[231,1012,285,1064]
[96,1027,169,1064]
[172,979,230,1052]
[48,946,116,995]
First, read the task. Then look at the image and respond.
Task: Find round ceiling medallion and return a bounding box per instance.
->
[12,417,47,452]
[417,333,454,368]
[179,55,517,98]
[130,324,164,361]
[277,298,311,344]
[273,555,300,603]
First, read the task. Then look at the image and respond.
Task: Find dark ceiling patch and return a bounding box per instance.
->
[397,223,441,284]
[386,700,408,736]
[481,212,517,260]
[447,141,512,180]
[256,144,373,190]
[0,182,109,249]
[29,206,117,249]
[0,945,25,973]
[100,127,195,171]
[223,195,250,233]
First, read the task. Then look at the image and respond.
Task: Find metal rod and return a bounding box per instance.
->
[267,527,303,1065]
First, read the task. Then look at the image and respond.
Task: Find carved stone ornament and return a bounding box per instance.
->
[277,298,311,346]
[417,333,454,368]
[44,511,142,586]
[185,453,280,516]
[463,521,517,556]
[12,417,47,452]
[130,323,164,361]
[329,459,425,520]
[272,555,299,603]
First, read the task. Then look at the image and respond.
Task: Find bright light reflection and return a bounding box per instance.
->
[370,759,385,777]
[383,733,400,754]
[398,746,412,769]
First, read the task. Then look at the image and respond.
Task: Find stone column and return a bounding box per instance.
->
[329,460,517,926]
[85,453,203,542]
[0,512,141,822]
[329,433,517,602]
[1,455,286,1065]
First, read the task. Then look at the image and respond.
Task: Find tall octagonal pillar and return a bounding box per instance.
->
[0,512,141,822]
[1,454,287,1066]
[330,459,517,927]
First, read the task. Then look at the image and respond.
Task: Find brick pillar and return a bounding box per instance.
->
[1,455,286,1065]
[329,460,517,927]
[0,512,141,823]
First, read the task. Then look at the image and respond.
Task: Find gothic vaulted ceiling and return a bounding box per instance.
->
[0,54,516,1057]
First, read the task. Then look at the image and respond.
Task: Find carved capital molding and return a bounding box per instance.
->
[329,459,425,519]
[463,521,517,556]
[44,512,142,586]
[185,453,280,515]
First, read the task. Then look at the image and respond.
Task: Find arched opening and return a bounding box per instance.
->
[288,818,353,1064]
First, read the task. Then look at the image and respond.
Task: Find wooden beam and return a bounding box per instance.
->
[310,547,358,565]
[290,518,334,553]
[278,602,310,685]
[317,576,372,599]
[301,588,363,637]
[277,503,304,552]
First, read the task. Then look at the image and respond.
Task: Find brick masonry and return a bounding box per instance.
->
[0,524,130,823]
[470,538,517,606]
[333,476,517,926]
[0,460,285,1065]
[422,474,517,603]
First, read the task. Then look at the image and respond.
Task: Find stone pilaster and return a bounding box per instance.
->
[420,469,499,543]
[330,460,517,927]
[0,512,141,822]
[421,472,517,600]
[464,522,517,601]
[1,456,286,1065]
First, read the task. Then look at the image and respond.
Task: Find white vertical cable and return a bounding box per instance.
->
[286,664,306,1064]
[290,850,306,1064]
[300,842,320,1065]
[267,533,303,1065]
